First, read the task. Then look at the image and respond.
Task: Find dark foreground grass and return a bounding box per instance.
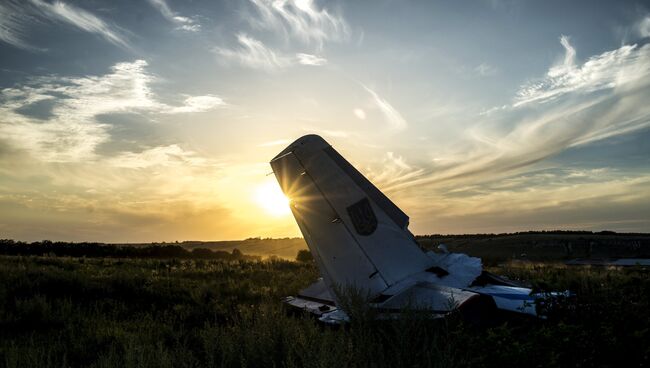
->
[0,256,648,368]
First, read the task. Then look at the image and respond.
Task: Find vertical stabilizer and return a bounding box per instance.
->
[270,135,433,298]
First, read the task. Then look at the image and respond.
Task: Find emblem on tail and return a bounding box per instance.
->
[347,198,377,236]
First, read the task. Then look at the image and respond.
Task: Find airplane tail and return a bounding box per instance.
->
[270,135,433,299]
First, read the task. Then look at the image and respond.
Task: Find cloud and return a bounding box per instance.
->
[514,36,648,107]
[0,1,45,51]
[296,53,327,66]
[474,63,498,76]
[372,37,650,202]
[0,60,224,162]
[0,0,129,51]
[0,141,230,242]
[106,144,213,169]
[0,60,153,162]
[364,152,424,191]
[146,0,200,32]
[0,59,234,242]
[214,34,293,71]
[164,95,225,113]
[362,85,407,130]
[407,170,650,234]
[552,35,577,75]
[637,15,650,38]
[247,0,348,49]
[215,34,329,71]
[353,108,366,120]
[30,0,130,49]
[213,0,345,71]
[178,24,200,32]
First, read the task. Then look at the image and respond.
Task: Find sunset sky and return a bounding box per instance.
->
[1,0,649,242]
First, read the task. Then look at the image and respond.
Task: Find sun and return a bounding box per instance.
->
[254,179,291,216]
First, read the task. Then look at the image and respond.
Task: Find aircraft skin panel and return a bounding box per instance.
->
[272,135,433,287]
[467,285,543,316]
[297,278,334,304]
[271,150,388,297]
[322,146,409,229]
[298,146,433,285]
[289,205,338,298]
[379,283,479,312]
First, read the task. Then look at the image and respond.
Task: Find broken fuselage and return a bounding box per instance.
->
[270,135,565,324]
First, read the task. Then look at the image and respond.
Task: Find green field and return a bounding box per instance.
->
[0,251,649,367]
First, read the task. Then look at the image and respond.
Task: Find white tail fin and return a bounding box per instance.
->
[270,135,433,298]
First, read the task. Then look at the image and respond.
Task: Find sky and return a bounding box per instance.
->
[0,0,649,242]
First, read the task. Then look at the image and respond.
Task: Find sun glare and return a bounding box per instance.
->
[254,179,291,216]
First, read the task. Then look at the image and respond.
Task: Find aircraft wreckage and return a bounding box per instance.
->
[270,134,569,324]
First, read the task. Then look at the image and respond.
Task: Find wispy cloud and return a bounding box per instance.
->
[215,34,329,71]
[214,34,293,71]
[31,0,130,49]
[362,85,407,131]
[1,60,153,161]
[405,169,650,234]
[0,61,230,242]
[637,15,650,38]
[247,0,348,49]
[514,36,649,107]
[0,60,224,162]
[474,62,498,76]
[0,1,45,51]
[165,95,225,113]
[213,0,346,71]
[365,152,424,190]
[146,0,199,32]
[1,0,128,51]
[296,53,327,66]
[374,37,650,199]
[107,144,213,169]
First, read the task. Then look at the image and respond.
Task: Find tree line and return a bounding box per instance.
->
[0,239,260,260]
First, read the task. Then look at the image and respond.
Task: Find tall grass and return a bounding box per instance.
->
[0,256,648,367]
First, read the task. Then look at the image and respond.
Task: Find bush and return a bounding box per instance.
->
[295,249,313,263]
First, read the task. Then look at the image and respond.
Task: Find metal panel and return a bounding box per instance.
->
[323,146,409,229]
